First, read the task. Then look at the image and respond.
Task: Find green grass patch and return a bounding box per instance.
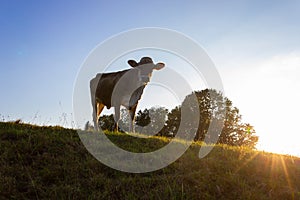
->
[0,122,299,199]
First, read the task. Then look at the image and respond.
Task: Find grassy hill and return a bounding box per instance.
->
[0,122,299,199]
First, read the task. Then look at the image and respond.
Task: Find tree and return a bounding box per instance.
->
[98,107,168,134]
[163,89,258,148]
[95,89,259,149]
[100,109,132,132]
[160,106,180,137]
[135,108,151,127]
[99,114,115,131]
[135,107,168,136]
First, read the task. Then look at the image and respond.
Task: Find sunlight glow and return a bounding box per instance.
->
[218,52,300,156]
[279,156,293,198]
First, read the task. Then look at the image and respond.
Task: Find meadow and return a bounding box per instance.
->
[0,121,299,199]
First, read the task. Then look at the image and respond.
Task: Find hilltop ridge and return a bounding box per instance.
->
[0,122,299,199]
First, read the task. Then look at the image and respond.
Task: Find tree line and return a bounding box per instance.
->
[86,89,258,149]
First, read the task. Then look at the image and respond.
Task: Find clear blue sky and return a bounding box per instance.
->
[1,0,300,155]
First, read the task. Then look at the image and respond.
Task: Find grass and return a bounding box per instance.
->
[0,121,300,199]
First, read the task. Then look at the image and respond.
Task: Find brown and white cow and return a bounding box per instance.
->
[90,57,165,132]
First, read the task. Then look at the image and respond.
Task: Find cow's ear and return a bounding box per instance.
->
[128,60,138,67]
[154,62,165,70]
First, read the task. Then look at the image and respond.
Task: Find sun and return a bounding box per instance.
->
[257,132,300,157]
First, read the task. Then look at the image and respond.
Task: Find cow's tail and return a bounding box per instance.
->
[90,76,99,130]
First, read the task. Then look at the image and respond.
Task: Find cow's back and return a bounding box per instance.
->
[90,70,129,109]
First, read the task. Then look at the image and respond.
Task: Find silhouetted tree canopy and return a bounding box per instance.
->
[97,89,259,148]
[135,107,168,135]
[161,89,258,148]
[99,114,114,131]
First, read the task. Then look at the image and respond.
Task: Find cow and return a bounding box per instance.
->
[90,57,165,132]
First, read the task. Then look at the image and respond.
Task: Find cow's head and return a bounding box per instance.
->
[127,57,165,84]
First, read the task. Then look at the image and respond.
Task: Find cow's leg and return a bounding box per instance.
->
[113,105,120,132]
[92,98,98,130]
[129,105,137,133]
[95,103,105,130]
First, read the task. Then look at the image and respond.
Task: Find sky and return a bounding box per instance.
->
[1,0,300,155]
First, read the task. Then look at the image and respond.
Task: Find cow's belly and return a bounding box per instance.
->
[120,95,131,107]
